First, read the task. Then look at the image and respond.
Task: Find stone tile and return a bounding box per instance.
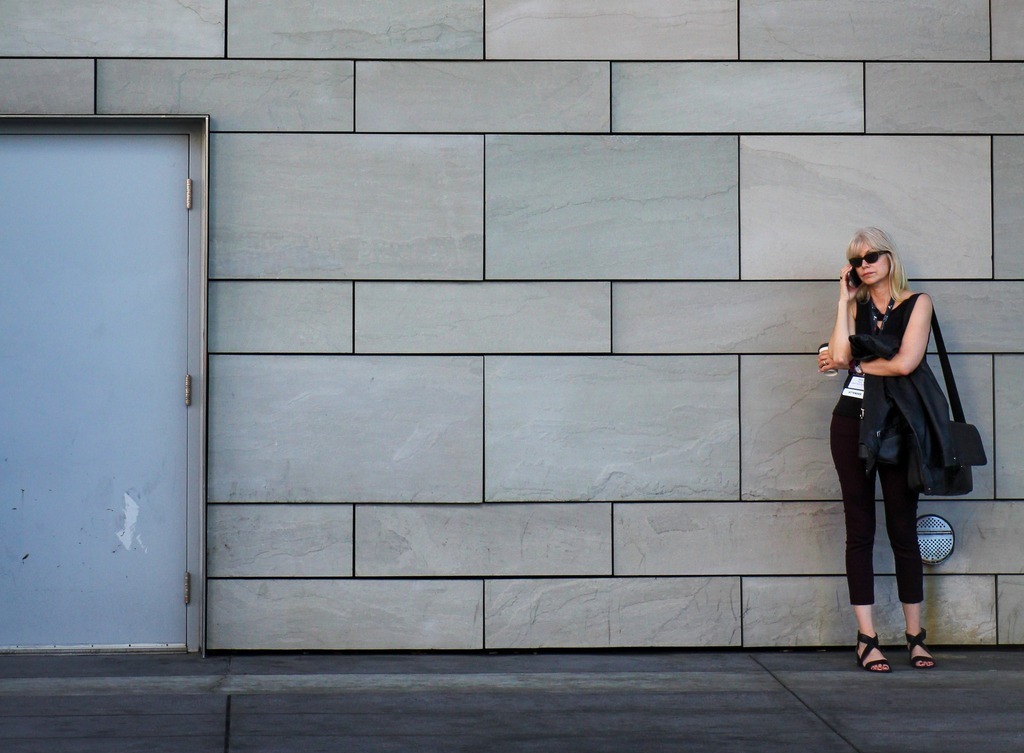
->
[485,0,737,60]
[918,283,1024,353]
[739,0,989,61]
[909,502,1024,576]
[227,0,482,59]
[208,355,483,503]
[613,282,836,353]
[207,579,483,650]
[908,575,999,642]
[992,1,1024,60]
[867,63,1024,134]
[0,59,93,114]
[0,0,224,57]
[994,138,1024,279]
[613,63,862,133]
[356,62,609,133]
[742,575,997,647]
[998,576,1024,643]
[742,352,994,502]
[741,355,844,501]
[355,503,611,576]
[485,356,739,501]
[615,502,845,576]
[486,135,737,280]
[207,504,353,577]
[841,499,1012,580]
[485,577,741,648]
[995,356,1024,498]
[740,136,992,280]
[209,134,482,280]
[97,59,353,132]
[209,281,353,354]
[354,282,609,353]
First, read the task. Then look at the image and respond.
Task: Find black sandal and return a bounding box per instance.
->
[856,632,892,673]
[906,629,936,669]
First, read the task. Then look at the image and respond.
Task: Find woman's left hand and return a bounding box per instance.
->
[818,351,840,373]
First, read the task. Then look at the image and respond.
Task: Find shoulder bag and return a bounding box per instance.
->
[928,312,988,496]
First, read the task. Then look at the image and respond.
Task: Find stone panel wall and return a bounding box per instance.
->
[2,0,1021,650]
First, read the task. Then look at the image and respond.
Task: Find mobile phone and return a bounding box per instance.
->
[847,269,862,288]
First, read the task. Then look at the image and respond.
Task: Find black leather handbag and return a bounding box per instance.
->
[928,312,987,496]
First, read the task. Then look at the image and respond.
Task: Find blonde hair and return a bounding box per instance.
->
[846,227,910,303]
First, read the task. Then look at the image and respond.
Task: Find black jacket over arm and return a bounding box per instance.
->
[852,335,958,495]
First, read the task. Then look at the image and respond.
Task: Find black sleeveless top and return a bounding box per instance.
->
[833,293,922,418]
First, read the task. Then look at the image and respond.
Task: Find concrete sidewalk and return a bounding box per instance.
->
[1,648,1023,752]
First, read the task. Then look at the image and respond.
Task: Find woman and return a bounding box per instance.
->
[818,227,936,672]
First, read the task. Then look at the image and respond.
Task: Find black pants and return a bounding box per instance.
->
[830,413,923,606]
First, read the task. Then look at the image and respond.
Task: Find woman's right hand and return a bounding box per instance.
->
[839,263,857,303]
[828,262,858,368]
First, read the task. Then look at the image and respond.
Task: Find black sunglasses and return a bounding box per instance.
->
[848,250,890,268]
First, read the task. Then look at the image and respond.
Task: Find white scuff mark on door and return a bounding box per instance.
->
[116,492,148,552]
[116,493,139,550]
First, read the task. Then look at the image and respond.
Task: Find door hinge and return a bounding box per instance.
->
[184,571,192,605]
[185,178,193,210]
[185,373,192,406]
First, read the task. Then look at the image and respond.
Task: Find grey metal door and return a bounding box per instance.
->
[1,133,190,649]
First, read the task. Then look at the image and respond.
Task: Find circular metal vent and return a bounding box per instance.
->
[917,514,954,565]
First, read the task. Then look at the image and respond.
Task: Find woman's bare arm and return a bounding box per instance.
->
[858,294,933,377]
[826,263,859,369]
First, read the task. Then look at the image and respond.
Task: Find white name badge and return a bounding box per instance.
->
[842,375,865,399]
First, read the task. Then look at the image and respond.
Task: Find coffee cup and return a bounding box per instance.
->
[819,344,838,377]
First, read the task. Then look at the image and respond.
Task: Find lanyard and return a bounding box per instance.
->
[870,297,895,333]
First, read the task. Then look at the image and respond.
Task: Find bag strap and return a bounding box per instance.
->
[930,311,967,424]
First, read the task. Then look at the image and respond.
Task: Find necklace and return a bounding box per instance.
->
[870,296,895,333]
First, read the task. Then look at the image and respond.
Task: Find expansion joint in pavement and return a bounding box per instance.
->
[750,653,862,753]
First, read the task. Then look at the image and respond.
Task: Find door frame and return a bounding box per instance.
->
[0,116,209,653]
